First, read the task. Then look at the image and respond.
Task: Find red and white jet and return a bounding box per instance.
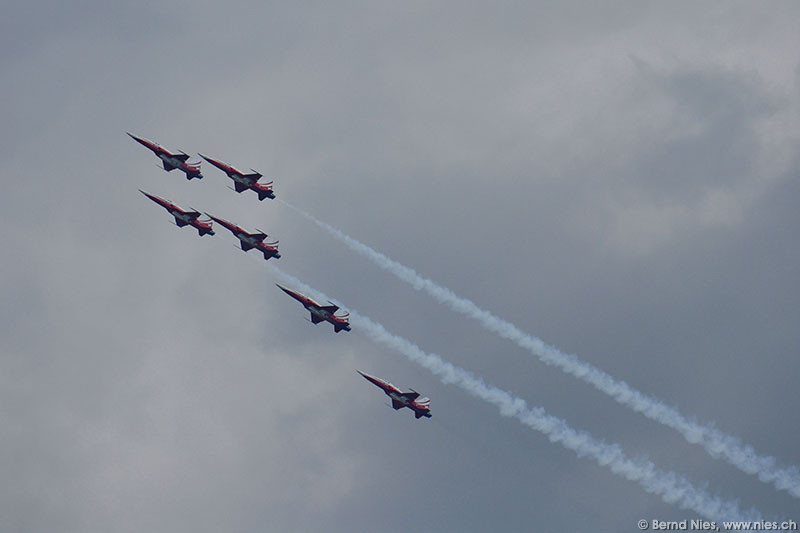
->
[357,370,432,419]
[140,190,214,236]
[206,214,280,261]
[198,154,275,200]
[127,132,202,180]
[276,284,351,333]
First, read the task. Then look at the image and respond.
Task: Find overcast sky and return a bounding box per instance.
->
[2,2,799,531]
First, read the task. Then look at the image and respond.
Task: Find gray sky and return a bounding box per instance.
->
[2,1,799,531]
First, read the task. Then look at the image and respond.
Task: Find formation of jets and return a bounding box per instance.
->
[130,132,430,419]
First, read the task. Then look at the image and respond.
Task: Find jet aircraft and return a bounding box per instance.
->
[198,154,275,200]
[140,190,214,236]
[127,132,202,180]
[357,370,432,419]
[276,284,351,332]
[206,214,280,261]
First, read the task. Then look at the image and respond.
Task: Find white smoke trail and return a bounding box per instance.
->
[278,199,800,499]
[265,264,760,522]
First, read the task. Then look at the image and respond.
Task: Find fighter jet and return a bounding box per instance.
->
[276,284,351,332]
[357,370,432,419]
[127,132,202,180]
[206,214,280,261]
[198,154,275,200]
[140,190,214,236]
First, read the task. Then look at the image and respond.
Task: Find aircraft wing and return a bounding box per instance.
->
[234,181,249,192]
[391,399,404,410]
[310,313,324,324]
[174,217,189,227]
[400,391,420,401]
[163,161,177,171]
[184,211,202,220]
[240,241,254,251]
[243,172,262,181]
[174,153,190,162]
[250,232,268,242]
[320,304,339,313]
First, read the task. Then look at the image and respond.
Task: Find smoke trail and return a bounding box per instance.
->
[265,264,760,522]
[278,199,800,499]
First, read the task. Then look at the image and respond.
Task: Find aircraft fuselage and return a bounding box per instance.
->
[309,306,332,321]
[388,391,411,406]
[237,232,279,258]
[170,209,193,224]
[239,233,260,247]
[158,153,185,169]
[232,174,253,185]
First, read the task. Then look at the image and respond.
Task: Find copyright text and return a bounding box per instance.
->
[638,519,797,531]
